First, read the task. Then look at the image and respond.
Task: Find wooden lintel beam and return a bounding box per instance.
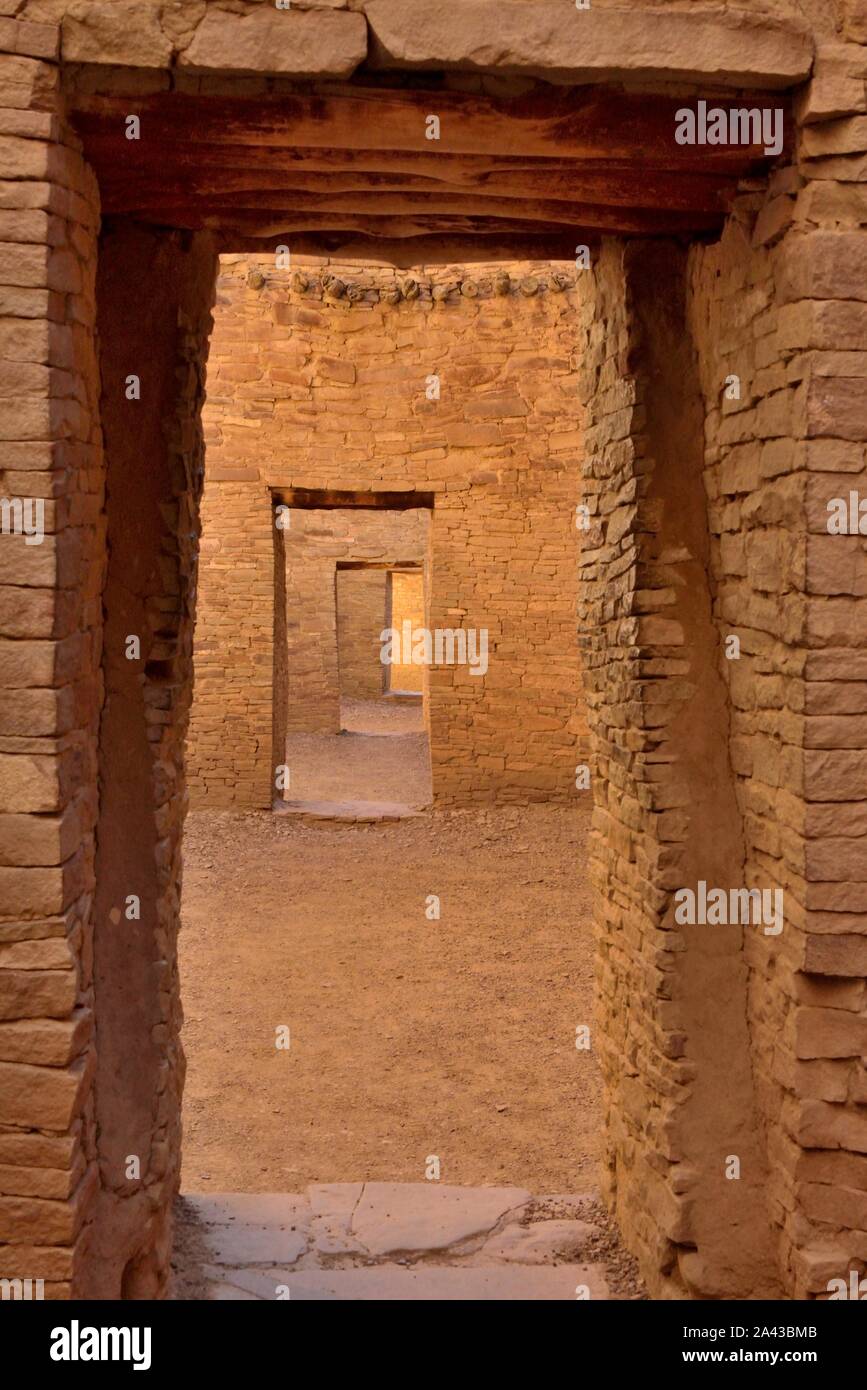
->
[103,199,723,238]
[117,207,722,245]
[275,488,435,510]
[211,232,597,263]
[94,169,737,217]
[79,141,754,181]
[72,83,788,165]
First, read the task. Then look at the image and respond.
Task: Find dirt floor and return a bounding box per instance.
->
[340,695,424,735]
[179,791,600,1195]
[283,697,431,807]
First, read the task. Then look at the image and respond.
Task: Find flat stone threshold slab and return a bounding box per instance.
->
[339,729,419,739]
[173,1186,630,1301]
[274,799,427,822]
[204,1264,609,1301]
[350,1181,531,1254]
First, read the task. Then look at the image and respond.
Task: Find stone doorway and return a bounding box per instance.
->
[381,568,425,696]
[175,250,602,1297]
[270,495,433,818]
[2,2,862,1306]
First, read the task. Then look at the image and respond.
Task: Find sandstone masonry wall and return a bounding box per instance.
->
[0,30,104,1299]
[188,254,587,808]
[84,223,215,1299]
[686,31,867,1297]
[580,23,867,1298]
[577,239,781,1300]
[0,23,217,1300]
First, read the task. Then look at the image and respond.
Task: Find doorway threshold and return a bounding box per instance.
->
[274,798,428,823]
[172,1184,640,1301]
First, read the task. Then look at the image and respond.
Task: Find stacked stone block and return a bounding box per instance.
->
[85,222,215,1298]
[686,25,867,1300]
[576,236,781,1299]
[0,20,105,1299]
[579,27,867,1300]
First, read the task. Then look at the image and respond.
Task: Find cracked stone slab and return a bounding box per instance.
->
[171,1189,632,1301]
[182,1193,310,1267]
[199,1223,309,1267]
[63,2,368,76]
[349,1183,531,1255]
[275,799,424,823]
[205,1280,261,1302]
[480,1219,598,1264]
[202,1264,610,1300]
[181,1193,311,1227]
[307,1182,366,1255]
[201,1264,294,1301]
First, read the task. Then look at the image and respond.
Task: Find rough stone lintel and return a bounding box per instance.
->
[363,0,815,89]
[55,1,814,89]
[61,1,368,76]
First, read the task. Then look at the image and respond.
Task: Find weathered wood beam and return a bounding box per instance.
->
[125,212,601,240]
[77,142,751,182]
[275,489,435,511]
[72,84,788,164]
[93,161,738,216]
[211,232,591,265]
[104,196,723,238]
[166,211,723,244]
[73,81,778,239]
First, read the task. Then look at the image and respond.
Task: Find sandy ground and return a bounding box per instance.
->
[283,697,431,807]
[179,793,601,1195]
[341,695,424,735]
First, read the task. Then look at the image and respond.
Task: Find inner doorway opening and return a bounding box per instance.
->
[380,568,425,697]
[275,499,433,817]
[176,252,626,1298]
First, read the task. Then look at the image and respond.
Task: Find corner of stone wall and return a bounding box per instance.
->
[578,233,783,1299]
[683,28,867,1299]
[579,23,867,1301]
[0,14,105,1300]
[81,220,216,1298]
[1,9,219,1292]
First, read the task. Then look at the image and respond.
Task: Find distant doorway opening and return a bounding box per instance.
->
[273,493,433,817]
[382,568,425,697]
